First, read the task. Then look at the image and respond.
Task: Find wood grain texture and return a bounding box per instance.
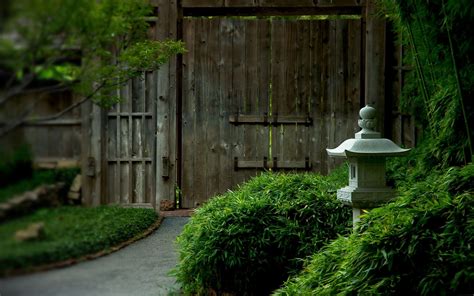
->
[217,19,235,195]
[104,72,156,205]
[365,0,386,135]
[182,18,197,208]
[181,18,364,206]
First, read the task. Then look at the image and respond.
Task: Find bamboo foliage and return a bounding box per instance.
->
[377,0,474,167]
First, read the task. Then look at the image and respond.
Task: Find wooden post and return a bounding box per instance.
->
[80,100,93,205]
[364,0,386,135]
[155,0,179,209]
[81,100,104,206]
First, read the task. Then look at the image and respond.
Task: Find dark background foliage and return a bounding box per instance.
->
[382,0,474,171]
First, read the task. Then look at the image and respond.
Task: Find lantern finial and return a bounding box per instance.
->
[356,105,380,139]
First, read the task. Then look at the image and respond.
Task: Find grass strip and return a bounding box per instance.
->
[0,205,158,276]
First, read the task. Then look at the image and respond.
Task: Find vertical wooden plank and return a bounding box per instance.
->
[81,100,93,205]
[169,0,179,206]
[134,162,145,203]
[115,85,122,202]
[243,20,258,169]
[145,71,156,206]
[346,19,362,141]
[192,18,208,207]
[107,163,116,203]
[272,20,300,166]
[121,163,130,204]
[120,116,130,204]
[334,20,346,147]
[133,117,145,203]
[255,20,271,170]
[181,18,196,208]
[217,18,234,195]
[140,74,147,209]
[242,20,262,180]
[295,21,311,166]
[72,125,82,160]
[90,103,104,206]
[107,117,118,203]
[320,20,331,174]
[326,19,336,171]
[231,19,248,186]
[365,0,386,134]
[271,20,285,165]
[204,18,221,201]
[156,63,171,205]
[146,162,153,204]
[309,20,322,173]
[155,0,177,208]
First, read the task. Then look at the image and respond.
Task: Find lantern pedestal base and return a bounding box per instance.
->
[337,186,396,209]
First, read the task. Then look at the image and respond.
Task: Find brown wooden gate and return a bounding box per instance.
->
[104,74,156,207]
[82,0,392,209]
[181,18,362,208]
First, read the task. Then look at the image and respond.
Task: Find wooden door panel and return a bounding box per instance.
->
[271,19,361,174]
[181,18,362,207]
[182,19,271,208]
[105,74,156,206]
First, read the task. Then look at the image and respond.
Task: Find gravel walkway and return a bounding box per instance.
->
[0,217,189,296]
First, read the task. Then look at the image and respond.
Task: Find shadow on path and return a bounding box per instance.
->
[0,217,189,296]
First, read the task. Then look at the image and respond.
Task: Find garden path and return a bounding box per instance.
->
[0,217,189,296]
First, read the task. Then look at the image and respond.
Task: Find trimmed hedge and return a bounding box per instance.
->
[275,164,474,295]
[174,168,351,295]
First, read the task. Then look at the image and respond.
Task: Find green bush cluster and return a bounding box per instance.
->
[0,205,157,274]
[174,168,351,295]
[0,145,33,188]
[275,164,474,295]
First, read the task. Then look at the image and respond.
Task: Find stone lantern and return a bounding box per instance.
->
[326,105,410,225]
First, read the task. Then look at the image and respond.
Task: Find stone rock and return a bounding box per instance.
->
[160,199,175,211]
[0,183,66,222]
[14,222,45,241]
[68,174,82,201]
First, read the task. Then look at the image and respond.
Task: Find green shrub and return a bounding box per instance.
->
[0,144,33,188]
[174,167,351,295]
[0,205,157,274]
[275,164,474,296]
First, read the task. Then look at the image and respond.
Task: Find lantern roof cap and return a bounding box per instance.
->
[326,105,410,158]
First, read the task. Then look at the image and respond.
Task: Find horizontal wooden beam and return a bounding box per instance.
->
[183,6,363,16]
[234,157,311,170]
[107,112,153,117]
[0,119,82,127]
[229,114,312,125]
[182,0,365,8]
[107,158,153,162]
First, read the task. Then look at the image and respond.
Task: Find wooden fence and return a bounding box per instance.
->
[0,90,81,168]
